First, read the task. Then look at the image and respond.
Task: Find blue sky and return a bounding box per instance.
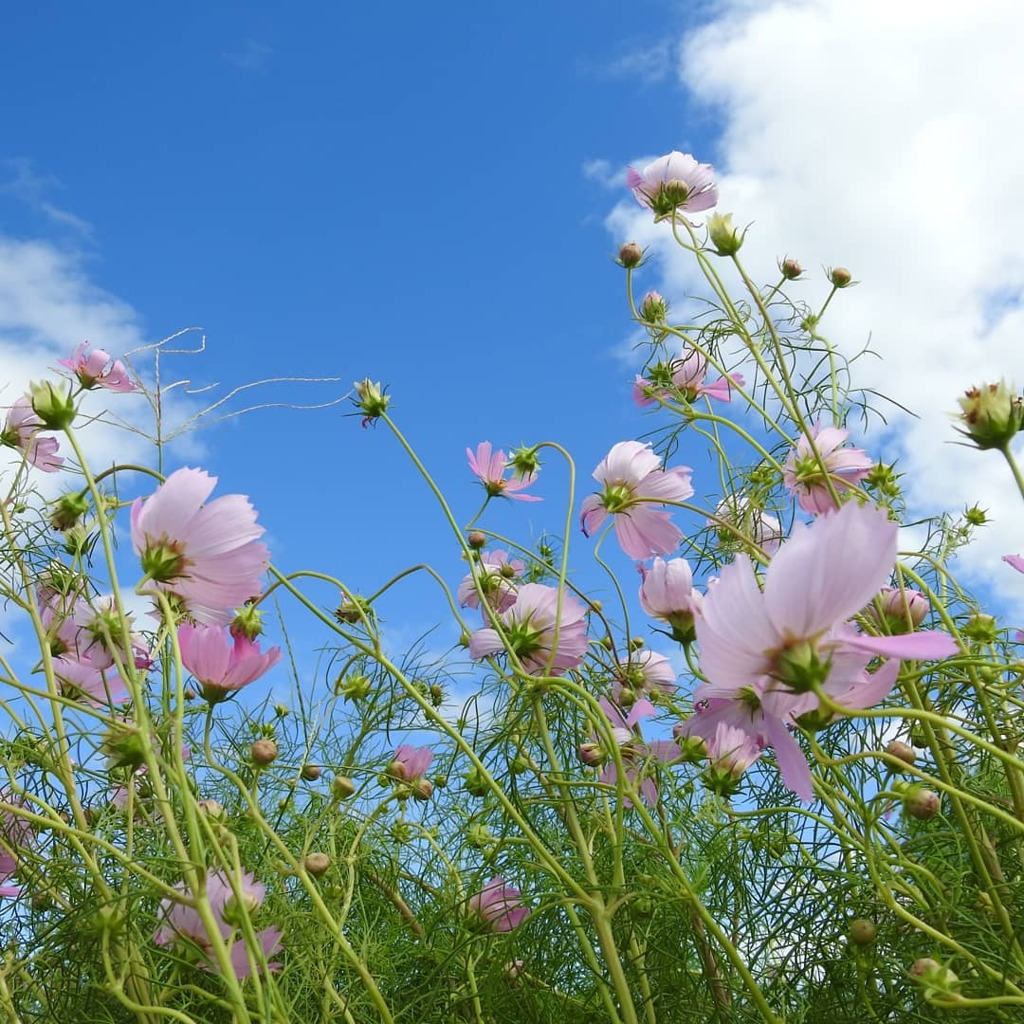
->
[2,1,1023,695]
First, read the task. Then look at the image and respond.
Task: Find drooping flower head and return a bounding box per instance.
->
[638,556,703,643]
[782,424,873,515]
[710,494,784,555]
[633,349,744,407]
[1,396,64,472]
[467,442,541,502]
[467,877,531,933]
[580,441,693,560]
[131,468,270,625]
[469,583,588,676]
[178,622,281,703]
[457,550,525,613]
[626,151,718,220]
[59,343,138,393]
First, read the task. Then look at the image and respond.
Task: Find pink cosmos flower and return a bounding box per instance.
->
[41,591,152,672]
[131,468,270,626]
[59,343,137,393]
[154,870,281,978]
[467,442,541,502]
[457,550,525,613]
[469,583,588,675]
[1,396,64,472]
[633,349,744,407]
[626,151,718,219]
[1004,554,1024,574]
[597,697,677,808]
[688,501,958,799]
[52,653,130,705]
[388,745,434,782]
[707,722,762,781]
[782,424,873,516]
[638,556,703,642]
[612,649,677,705]
[580,441,693,559]
[178,622,281,702]
[467,877,531,933]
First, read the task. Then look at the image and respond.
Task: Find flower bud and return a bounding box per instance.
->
[848,917,877,946]
[250,738,278,766]
[909,958,960,1003]
[955,380,1024,450]
[304,852,332,877]
[885,740,917,766]
[828,266,853,288]
[29,380,77,430]
[197,798,226,820]
[300,764,322,781]
[412,777,434,801]
[963,612,998,643]
[332,775,356,799]
[50,491,90,531]
[865,587,929,634]
[230,603,265,641]
[618,241,643,268]
[337,673,372,701]
[639,290,668,324]
[904,786,940,820]
[706,213,744,256]
[577,742,604,768]
[779,257,803,280]
[467,530,486,549]
[353,378,390,426]
[464,767,489,797]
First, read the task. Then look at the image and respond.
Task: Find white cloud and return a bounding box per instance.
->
[607,0,1024,616]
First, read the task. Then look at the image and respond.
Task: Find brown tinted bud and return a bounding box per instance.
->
[905,786,940,820]
[301,764,322,781]
[304,852,331,877]
[412,777,434,801]
[618,241,643,268]
[885,740,916,766]
[780,257,803,280]
[332,775,356,799]
[467,530,487,549]
[250,739,278,766]
[829,266,853,288]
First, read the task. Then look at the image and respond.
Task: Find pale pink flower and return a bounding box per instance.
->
[467,877,531,933]
[131,468,270,625]
[580,441,693,559]
[56,593,152,671]
[1004,554,1024,574]
[633,349,744,407]
[469,583,588,675]
[707,722,762,780]
[613,649,677,705]
[638,557,703,641]
[1,396,64,472]
[59,343,137,392]
[154,870,280,979]
[388,745,433,782]
[626,151,718,219]
[467,442,541,502]
[782,424,873,515]
[597,697,677,808]
[178,622,281,701]
[457,550,524,612]
[687,502,958,799]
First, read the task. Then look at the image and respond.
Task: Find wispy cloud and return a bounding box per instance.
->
[0,158,93,237]
[222,38,272,74]
[598,39,676,84]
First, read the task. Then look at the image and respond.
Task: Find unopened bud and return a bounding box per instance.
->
[300,764,322,781]
[828,266,853,288]
[30,380,77,430]
[197,799,226,819]
[250,739,278,766]
[467,530,486,549]
[955,380,1024,450]
[332,775,356,799]
[618,241,643,268]
[577,742,603,768]
[639,290,668,324]
[304,852,331,877]
[412,777,434,801]
[904,786,940,820]
[780,257,803,280]
[885,740,917,766]
[706,212,744,256]
[848,918,877,946]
